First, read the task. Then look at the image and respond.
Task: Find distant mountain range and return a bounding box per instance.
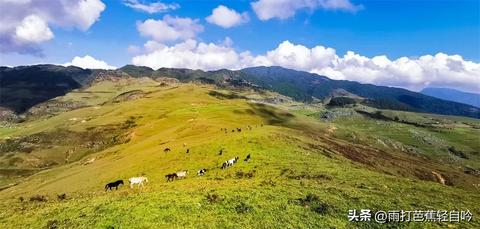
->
[421,87,480,108]
[1,64,479,119]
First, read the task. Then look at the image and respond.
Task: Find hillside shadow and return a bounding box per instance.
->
[208,90,247,100]
[248,103,294,125]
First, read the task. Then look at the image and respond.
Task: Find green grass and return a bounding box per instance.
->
[0,82,479,228]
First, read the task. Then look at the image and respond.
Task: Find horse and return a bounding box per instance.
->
[186,149,190,154]
[164,148,171,153]
[128,177,148,188]
[105,180,124,191]
[197,169,207,176]
[244,154,251,162]
[222,157,239,169]
[176,171,188,179]
[227,157,239,166]
[165,173,177,182]
[57,193,66,200]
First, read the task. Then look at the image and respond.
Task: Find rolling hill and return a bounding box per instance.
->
[0,74,479,228]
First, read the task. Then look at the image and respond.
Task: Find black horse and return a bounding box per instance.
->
[244,154,251,162]
[221,162,228,169]
[165,173,178,182]
[105,180,124,191]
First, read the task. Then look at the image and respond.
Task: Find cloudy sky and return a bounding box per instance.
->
[0,0,479,93]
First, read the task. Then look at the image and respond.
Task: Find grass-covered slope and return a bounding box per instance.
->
[0,81,479,228]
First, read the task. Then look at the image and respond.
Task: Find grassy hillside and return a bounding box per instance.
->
[0,81,479,228]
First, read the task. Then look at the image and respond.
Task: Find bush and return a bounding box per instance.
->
[205,191,224,204]
[327,97,357,107]
[235,201,253,214]
[297,194,330,215]
[235,170,255,179]
[448,146,468,159]
[46,220,58,229]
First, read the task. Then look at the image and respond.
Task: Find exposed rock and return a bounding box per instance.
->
[155,77,180,84]
[0,107,20,122]
[26,100,86,117]
[320,109,358,121]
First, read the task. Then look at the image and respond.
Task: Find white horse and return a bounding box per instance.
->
[176,171,187,179]
[227,157,239,166]
[128,176,148,188]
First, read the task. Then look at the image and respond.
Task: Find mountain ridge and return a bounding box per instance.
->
[1,64,479,119]
[421,87,480,108]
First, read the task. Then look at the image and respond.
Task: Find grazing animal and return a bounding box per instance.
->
[219,149,223,155]
[165,173,177,182]
[232,130,235,132]
[176,171,188,179]
[237,128,242,132]
[183,143,187,147]
[57,193,66,201]
[197,168,207,176]
[244,154,251,162]
[223,157,239,169]
[186,149,190,154]
[128,177,148,188]
[164,148,171,152]
[105,180,124,191]
[229,157,239,165]
[221,162,228,169]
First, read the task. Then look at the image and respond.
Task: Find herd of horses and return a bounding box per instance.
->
[104,153,251,191]
[105,126,258,191]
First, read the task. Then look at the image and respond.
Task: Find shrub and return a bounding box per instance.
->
[327,97,357,107]
[205,191,224,204]
[235,201,253,214]
[297,194,330,215]
[46,220,58,229]
[235,170,255,179]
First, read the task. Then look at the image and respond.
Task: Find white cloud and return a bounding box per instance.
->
[132,39,253,70]
[14,15,54,44]
[206,5,249,28]
[123,0,179,14]
[137,15,203,42]
[64,55,116,69]
[251,0,363,20]
[0,0,106,55]
[131,39,480,93]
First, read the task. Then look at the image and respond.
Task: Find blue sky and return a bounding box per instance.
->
[0,0,479,92]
